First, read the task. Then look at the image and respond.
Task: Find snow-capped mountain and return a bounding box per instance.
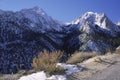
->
[0,7,66,74]
[117,21,120,26]
[0,8,120,74]
[65,12,120,55]
[71,12,120,34]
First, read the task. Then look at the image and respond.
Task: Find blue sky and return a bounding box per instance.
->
[0,0,120,23]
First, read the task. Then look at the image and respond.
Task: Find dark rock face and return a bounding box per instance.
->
[0,9,120,74]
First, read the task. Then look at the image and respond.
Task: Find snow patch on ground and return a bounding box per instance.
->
[57,63,81,75]
[19,63,83,80]
[18,71,46,80]
[47,75,66,80]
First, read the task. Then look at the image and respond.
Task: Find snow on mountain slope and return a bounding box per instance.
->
[65,12,120,55]
[117,21,120,30]
[71,12,120,34]
[117,21,120,26]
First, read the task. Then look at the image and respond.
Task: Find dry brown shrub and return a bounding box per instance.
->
[31,50,65,75]
[66,51,97,64]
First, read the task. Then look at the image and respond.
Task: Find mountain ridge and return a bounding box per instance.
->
[0,7,120,74]
[64,11,120,55]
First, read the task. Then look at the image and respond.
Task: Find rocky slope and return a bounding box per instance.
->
[0,8,120,74]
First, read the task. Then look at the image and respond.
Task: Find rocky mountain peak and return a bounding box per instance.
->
[21,6,47,16]
[117,21,120,26]
[65,12,120,56]
[71,12,103,24]
[70,12,119,33]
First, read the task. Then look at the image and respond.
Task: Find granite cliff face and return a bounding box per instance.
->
[0,8,120,74]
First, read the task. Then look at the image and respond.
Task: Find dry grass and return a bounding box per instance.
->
[31,50,65,76]
[0,70,26,80]
[66,51,97,64]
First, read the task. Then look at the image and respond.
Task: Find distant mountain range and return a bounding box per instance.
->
[0,7,120,74]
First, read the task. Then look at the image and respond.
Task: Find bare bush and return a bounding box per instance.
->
[31,50,64,75]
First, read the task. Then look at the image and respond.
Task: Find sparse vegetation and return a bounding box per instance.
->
[0,70,25,80]
[31,50,65,75]
[66,51,97,64]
